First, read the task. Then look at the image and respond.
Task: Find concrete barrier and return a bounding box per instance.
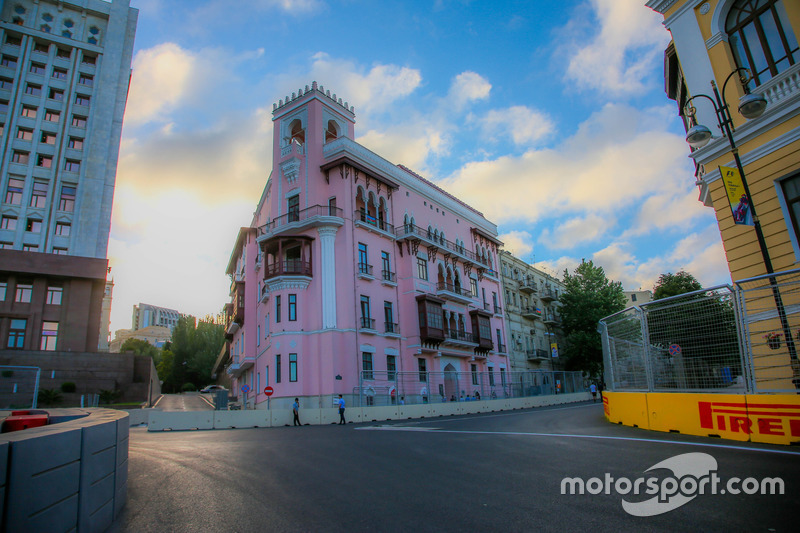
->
[148,410,214,431]
[0,408,128,532]
[213,410,269,429]
[126,408,155,426]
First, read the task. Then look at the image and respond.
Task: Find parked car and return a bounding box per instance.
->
[200,385,227,394]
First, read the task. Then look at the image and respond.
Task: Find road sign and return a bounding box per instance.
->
[669,344,682,356]
[264,386,274,396]
[241,384,250,394]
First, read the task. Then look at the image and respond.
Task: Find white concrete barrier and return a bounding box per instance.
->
[148,411,214,431]
[213,410,269,429]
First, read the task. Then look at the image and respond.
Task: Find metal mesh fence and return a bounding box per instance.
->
[356,369,586,406]
[735,270,800,393]
[600,269,800,394]
[0,365,40,409]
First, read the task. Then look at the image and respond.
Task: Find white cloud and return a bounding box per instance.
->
[448,71,492,108]
[562,0,669,95]
[499,230,534,258]
[358,124,448,173]
[125,43,196,125]
[443,104,691,231]
[480,105,555,146]
[299,53,422,115]
[540,213,612,249]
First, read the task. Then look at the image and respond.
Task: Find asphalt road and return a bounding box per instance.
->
[111,401,799,532]
[154,393,214,411]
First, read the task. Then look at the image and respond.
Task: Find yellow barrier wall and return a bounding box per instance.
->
[602,391,649,428]
[604,392,800,445]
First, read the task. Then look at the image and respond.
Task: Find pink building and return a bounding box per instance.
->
[223,82,509,409]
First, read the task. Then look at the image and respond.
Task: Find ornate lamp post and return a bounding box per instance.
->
[683,68,798,369]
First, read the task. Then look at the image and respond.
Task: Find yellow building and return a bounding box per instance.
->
[647,0,800,393]
[647,0,799,281]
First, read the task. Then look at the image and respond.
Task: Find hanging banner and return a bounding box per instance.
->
[720,165,754,226]
[550,342,559,358]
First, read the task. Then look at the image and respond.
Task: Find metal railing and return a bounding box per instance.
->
[395,224,494,269]
[257,205,343,236]
[357,369,586,406]
[360,317,376,330]
[358,262,373,276]
[600,269,800,393]
[384,322,399,334]
[264,259,312,278]
[436,281,473,298]
[382,270,396,283]
[354,209,395,234]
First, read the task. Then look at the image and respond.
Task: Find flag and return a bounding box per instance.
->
[720,165,754,226]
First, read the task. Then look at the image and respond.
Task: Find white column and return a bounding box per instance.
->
[318,226,339,328]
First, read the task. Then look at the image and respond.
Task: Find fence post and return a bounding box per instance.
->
[598,321,615,392]
[638,307,655,392]
[733,283,756,393]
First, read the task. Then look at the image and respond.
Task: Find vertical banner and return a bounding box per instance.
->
[550,342,559,358]
[720,165,754,226]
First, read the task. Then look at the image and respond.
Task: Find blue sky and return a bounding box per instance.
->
[108,0,730,334]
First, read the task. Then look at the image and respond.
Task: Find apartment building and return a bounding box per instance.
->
[223,82,510,408]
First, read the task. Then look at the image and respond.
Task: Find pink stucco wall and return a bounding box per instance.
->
[225,82,508,409]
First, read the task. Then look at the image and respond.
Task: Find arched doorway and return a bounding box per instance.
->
[444,363,458,401]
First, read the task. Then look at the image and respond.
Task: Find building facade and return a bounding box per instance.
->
[499,250,564,372]
[109,324,170,353]
[0,0,137,352]
[648,0,799,389]
[132,302,181,332]
[623,289,653,308]
[648,0,799,281]
[224,82,510,408]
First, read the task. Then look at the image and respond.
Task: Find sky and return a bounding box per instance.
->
[107,0,731,335]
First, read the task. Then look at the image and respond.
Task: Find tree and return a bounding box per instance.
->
[163,315,225,393]
[653,271,702,300]
[559,260,626,377]
[119,338,160,361]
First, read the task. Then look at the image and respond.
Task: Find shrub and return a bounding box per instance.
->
[98,389,121,404]
[181,382,196,392]
[60,382,76,393]
[38,388,63,406]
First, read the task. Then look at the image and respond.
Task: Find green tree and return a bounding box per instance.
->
[119,338,161,362]
[653,271,703,300]
[166,315,225,392]
[157,349,175,388]
[560,260,626,376]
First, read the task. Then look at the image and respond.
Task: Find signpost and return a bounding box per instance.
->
[264,386,273,409]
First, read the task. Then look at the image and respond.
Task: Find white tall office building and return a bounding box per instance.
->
[0,0,137,353]
[0,0,137,256]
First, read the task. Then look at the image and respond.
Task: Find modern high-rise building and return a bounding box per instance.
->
[0,0,137,352]
[222,82,510,408]
[131,302,181,332]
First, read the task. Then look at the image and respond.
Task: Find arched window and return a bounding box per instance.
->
[726,0,798,87]
[289,119,305,145]
[325,120,339,143]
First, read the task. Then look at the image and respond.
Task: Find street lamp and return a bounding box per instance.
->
[683,68,797,368]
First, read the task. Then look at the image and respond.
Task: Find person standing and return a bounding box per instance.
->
[589,383,597,403]
[292,398,301,426]
[338,394,346,424]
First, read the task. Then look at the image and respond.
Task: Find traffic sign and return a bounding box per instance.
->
[241,384,250,394]
[264,386,274,396]
[669,344,682,356]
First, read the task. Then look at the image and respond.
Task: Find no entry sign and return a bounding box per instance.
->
[264,386,274,396]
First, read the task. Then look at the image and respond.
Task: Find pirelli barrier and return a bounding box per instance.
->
[603,392,800,445]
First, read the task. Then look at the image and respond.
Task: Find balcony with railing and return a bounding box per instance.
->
[436,281,474,304]
[384,322,399,335]
[543,311,561,326]
[264,259,312,280]
[395,224,494,270]
[519,279,537,294]
[358,262,374,279]
[497,343,506,353]
[494,305,502,316]
[226,355,254,378]
[441,328,478,351]
[381,270,397,285]
[360,316,376,332]
[354,209,395,239]
[257,205,343,240]
[540,288,559,302]
[521,306,541,320]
